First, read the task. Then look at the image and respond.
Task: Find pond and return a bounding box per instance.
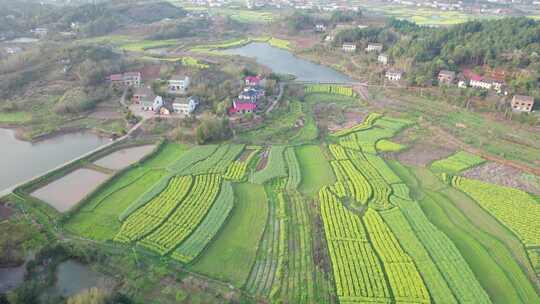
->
[52,260,109,297]
[221,42,354,83]
[0,264,26,293]
[0,128,109,192]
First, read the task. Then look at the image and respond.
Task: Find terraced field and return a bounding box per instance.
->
[57,102,539,303]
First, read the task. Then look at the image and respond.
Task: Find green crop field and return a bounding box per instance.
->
[431,151,486,173]
[0,111,32,124]
[51,93,538,303]
[296,145,335,196]
[191,182,268,287]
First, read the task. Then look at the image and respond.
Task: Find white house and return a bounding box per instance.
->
[142,96,164,111]
[511,95,534,113]
[377,54,389,65]
[366,43,383,52]
[167,75,190,95]
[342,43,357,52]
[385,70,403,81]
[315,24,327,32]
[172,97,199,115]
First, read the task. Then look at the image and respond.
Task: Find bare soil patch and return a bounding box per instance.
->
[238,149,255,162]
[88,109,123,119]
[396,141,455,167]
[463,162,540,195]
[94,145,155,170]
[31,168,110,212]
[0,205,13,221]
[256,149,269,171]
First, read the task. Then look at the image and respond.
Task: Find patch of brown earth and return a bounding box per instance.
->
[396,142,455,167]
[462,162,540,195]
[256,149,269,171]
[0,205,13,221]
[238,149,255,162]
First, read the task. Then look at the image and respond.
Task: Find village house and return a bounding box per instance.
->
[245,75,262,86]
[30,27,48,38]
[385,70,403,81]
[167,75,190,95]
[109,72,142,88]
[377,54,389,65]
[172,96,199,115]
[132,87,153,104]
[438,70,456,84]
[142,96,164,112]
[315,24,327,32]
[511,95,535,112]
[229,100,256,115]
[4,46,22,55]
[239,86,265,102]
[366,43,383,53]
[342,43,357,52]
[462,69,505,93]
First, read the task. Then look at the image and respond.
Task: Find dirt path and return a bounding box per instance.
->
[265,82,285,115]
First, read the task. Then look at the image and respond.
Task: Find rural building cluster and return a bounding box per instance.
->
[229,75,266,115]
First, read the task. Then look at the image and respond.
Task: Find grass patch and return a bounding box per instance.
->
[120,39,180,52]
[430,151,485,173]
[214,8,274,23]
[376,139,405,152]
[191,182,268,287]
[0,111,32,124]
[296,145,335,196]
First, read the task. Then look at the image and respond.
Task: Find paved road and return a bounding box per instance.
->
[265,82,285,115]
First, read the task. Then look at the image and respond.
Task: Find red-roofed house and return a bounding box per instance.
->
[462,69,505,91]
[245,75,262,86]
[108,72,141,87]
[229,100,256,115]
[108,74,123,86]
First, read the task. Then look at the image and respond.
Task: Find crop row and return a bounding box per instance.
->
[187,145,243,175]
[347,155,392,210]
[332,160,372,206]
[319,187,391,301]
[329,144,348,160]
[392,194,491,303]
[169,145,219,173]
[282,190,317,302]
[381,207,458,303]
[305,84,355,97]
[138,174,222,255]
[114,175,193,243]
[284,148,301,190]
[452,176,540,246]
[431,151,486,173]
[363,209,430,303]
[245,182,288,296]
[251,146,288,184]
[331,113,382,137]
[172,181,234,263]
[223,161,248,181]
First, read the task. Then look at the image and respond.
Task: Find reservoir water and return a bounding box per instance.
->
[0,128,108,192]
[222,42,354,83]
